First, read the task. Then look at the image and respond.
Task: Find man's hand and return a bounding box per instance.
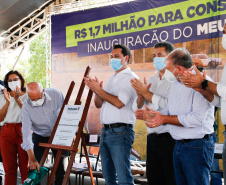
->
[29,159,40,172]
[84,75,102,94]
[3,88,10,103]
[135,109,146,121]
[179,65,206,88]
[131,77,151,97]
[144,105,164,128]
[93,76,103,89]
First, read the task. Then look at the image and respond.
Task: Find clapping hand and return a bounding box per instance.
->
[131,77,151,98]
[84,75,103,94]
[179,66,206,89]
[3,88,10,103]
[14,86,21,100]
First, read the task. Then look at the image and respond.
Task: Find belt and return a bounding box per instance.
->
[177,134,212,143]
[149,132,171,137]
[103,123,133,129]
[2,122,22,126]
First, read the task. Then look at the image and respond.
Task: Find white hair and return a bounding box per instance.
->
[26,82,43,93]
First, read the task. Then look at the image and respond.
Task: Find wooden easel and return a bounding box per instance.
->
[39,66,95,185]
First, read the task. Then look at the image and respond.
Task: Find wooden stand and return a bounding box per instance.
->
[39,66,95,185]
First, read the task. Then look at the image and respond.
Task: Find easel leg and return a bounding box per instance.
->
[63,151,77,185]
[81,133,95,185]
[47,150,63,185]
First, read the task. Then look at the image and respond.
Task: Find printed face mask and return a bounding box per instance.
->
[31,94,45,107]
[164,68,177,82]
[153,57,166,71]
[110,58,124,71]
[8,81,21,91]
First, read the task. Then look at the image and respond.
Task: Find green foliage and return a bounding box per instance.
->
[16,33,47,88]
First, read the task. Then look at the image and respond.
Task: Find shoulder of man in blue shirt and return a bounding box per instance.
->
[22,87,64,109]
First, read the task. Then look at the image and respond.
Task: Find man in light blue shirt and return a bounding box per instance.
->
[21,82,66,185]
[135,48,214,185]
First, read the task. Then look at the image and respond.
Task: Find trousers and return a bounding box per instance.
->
[146,133,176,185]
[32,132,69,185]
[0,123,28,185]
[100,126,135,185]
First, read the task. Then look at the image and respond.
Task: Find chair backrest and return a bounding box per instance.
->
[80,133,101,171]
[83,133,100,147]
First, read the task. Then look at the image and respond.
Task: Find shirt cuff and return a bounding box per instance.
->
[177,115,186,127]
[211,95,220,107]
[118,92,129,105]
[217,84,226,101]
[21,142,34,152]
[177,115,194,128]
[152,94,161,110]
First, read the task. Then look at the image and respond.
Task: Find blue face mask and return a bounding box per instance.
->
[110,58,123,71]
[153,57,166,71]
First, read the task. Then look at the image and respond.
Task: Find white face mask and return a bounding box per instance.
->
[31,94,45,107]
[8,81,21,91]
[164,69,177,82]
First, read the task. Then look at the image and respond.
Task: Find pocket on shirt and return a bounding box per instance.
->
[53,108,60,115]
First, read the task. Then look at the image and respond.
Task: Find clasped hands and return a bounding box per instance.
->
[135,105,165,128]
[84,75,103,93]
[130,77,151,99]
[179,65,206,90]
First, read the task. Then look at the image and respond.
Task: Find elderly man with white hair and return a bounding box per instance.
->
[21,82,67,185]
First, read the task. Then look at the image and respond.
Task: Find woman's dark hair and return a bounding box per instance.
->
[4,70,26,92]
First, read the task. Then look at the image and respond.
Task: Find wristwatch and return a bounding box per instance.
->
[201,80,208,90]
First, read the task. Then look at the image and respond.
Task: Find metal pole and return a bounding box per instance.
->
[12,45,24,70]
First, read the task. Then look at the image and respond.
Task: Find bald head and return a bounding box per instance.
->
[167,48,193,69]
[27,82,44,101]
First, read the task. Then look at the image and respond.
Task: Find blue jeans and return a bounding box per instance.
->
[100,126,135,185]
[210,133,222,185]
[173,136,214,185]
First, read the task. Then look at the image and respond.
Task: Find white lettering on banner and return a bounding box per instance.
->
[183,26,192,38]
[174,28,182,40]
[197,19,226,35]
[86,19,226,54]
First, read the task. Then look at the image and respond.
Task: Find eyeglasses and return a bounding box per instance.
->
[8,78,19,82]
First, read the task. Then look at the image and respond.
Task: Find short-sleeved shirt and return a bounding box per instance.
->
[100,67,138,125]
[0,93,28,124]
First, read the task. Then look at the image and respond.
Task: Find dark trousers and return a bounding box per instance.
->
[32,132,68,185]
[146,133,176,185]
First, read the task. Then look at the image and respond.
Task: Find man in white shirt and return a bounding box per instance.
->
[131,41,176,185]
[84,44,137,185]
[135,48,214,185]
[179,23,226,183]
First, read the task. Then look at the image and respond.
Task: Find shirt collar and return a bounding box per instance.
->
[115,67,131,75]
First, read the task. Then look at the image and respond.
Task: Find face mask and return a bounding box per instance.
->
[8,81,21,91]
[153,57,166,71]
[31,94,45,107]
[164,69,177,82]
[110,58,123,71]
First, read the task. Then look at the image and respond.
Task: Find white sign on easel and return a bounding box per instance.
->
[52,105,84,146]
